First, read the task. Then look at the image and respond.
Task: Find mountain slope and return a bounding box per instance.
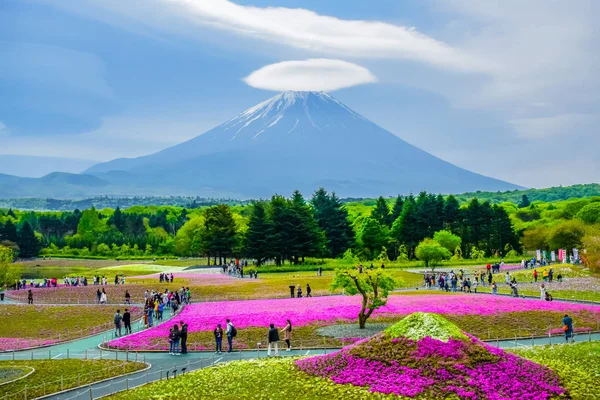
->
[85,91,521,198]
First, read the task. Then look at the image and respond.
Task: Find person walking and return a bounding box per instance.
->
[562,314,574,343]
[288,283,295,298]
[27,289,33,304]
[100,289,107,304]
[180,321,188,354]
[281,320,292,351]
[226,319,235,353]
[296,284,302,298]
[214,324,223,353]
[123,308,132,334]
[124,290,131,305]
[267,323,280,356]
[169,324,181,355]
[96,288,101,304]
[114,309,123,337]
[147,298,154,327]
[533,269,538,282]
[540,283,546,300]
[306,284,312,297]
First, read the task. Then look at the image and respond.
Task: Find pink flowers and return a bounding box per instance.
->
[296,332,566,399]
[106,294,600,350]
[0,338,59,351]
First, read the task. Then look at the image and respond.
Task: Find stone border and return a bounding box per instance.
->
[0,366,35,386]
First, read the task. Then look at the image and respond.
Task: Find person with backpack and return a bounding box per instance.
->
[114,309,123,337]
[214,324,223,353]
[267,323,280,356]
[281,320,292,351]
[562,314,574,343]
[180,321,188,354]
[123,309,132,334]
[169,324,181,355]
[226,319,236,353]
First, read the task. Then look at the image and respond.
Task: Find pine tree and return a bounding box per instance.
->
[443,195,461,233]
[311,188,354,258]
[289,190,325,263]
[108,207,125,232]
[390,195,404,223]
[391,195,419,258]
[17,222,40,258]
[266,195,294,266]
[519,194,531,208]
[244,202,270,265]
[371,196,392,227]
[0,220,18,243]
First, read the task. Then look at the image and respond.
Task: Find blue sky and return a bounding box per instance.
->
[1,0,599,187]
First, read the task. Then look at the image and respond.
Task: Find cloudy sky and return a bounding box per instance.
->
[1,0,599,187]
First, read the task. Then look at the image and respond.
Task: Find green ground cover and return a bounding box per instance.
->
[0,305,143,348]
[0,360,146,399]
[510,342,600,399]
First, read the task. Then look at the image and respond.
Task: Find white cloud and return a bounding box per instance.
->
[45,0,488,73]
[243,59,376,92]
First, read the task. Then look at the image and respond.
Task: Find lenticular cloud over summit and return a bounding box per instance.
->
[243,59,377,92]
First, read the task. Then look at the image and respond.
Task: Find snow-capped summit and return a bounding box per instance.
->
[85,92,520,198]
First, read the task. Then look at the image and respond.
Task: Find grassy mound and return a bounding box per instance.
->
[297,313,567,399]
[385,312,468,342]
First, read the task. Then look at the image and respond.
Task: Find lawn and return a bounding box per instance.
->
[0,360,146,399]
[105,293,600,351]
[0,305,143,350]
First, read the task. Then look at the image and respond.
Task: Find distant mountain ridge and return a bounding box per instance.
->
[4,91,522,198]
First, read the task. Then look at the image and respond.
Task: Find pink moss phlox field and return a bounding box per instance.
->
[0,338,59,351]
[107,294,600,350]
[296,333,566,399]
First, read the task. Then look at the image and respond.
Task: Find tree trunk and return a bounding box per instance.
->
[358,310,367,329]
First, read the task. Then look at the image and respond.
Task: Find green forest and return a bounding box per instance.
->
[0,186,599,271]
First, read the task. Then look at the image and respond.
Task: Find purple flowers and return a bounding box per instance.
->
[296,332,567,399]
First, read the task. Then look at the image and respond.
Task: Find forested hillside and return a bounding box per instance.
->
[0,188,599,271]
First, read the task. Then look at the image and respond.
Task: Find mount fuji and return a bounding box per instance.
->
[1,91,521,199]
[82,91,520,198]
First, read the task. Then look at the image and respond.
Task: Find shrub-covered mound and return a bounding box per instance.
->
[296,313,567,399]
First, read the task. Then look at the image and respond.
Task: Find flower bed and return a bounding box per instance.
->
[296,314,566,399]
[510,342,600,400]
[0,305,142,351]
[106,293,600,351]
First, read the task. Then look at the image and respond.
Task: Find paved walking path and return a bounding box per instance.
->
[2,291,599,399]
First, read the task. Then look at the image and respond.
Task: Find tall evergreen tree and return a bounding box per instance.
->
[391,195,419,258]
[371,196,392,227]
[443,195,461,233]
[266,195,295,266]
[289,190,324,263]
[519,195,531,208]
[311,188,354,258]
[244,202,270,265]
[202,204,237,264]
[0,220,18,243]
[17,222,40,258]
[108,207,125,232]
[390,195,404,223]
